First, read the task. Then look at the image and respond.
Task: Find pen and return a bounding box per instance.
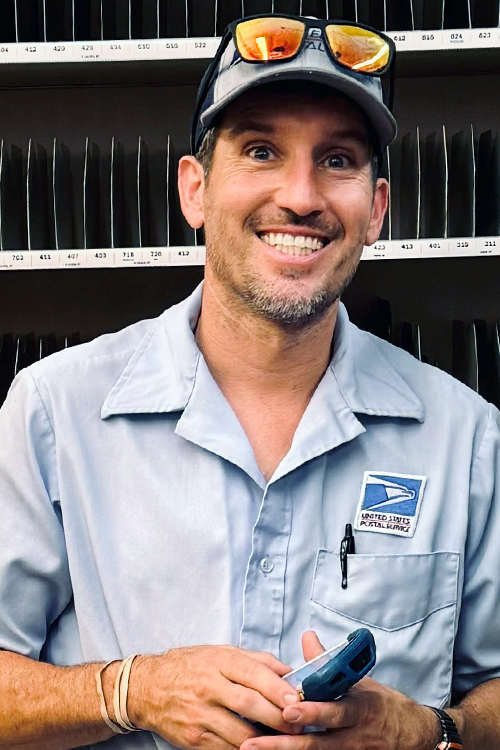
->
[340,523,355,589]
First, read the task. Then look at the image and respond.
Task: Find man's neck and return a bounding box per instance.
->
[194,277,339,481]
[195,277,338,412]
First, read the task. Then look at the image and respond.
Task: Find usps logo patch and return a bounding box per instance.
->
[354,472,427,537]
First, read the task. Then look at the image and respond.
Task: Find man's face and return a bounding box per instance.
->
[186,85,388,328]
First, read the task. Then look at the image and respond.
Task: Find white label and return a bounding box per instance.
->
[387,30,421,51]
[32,251,60,268]
[478,237,499,255]
[17,43,46,62]
[395,241,422,256]
[421,239,449,256]
[443,29,471,47]
[114,249,146,266]
[362,242,393,260]
[416,31,444,50]
[162,39,188,59]
[61,250,86,268]
[187,38,219,58]
[470,29,498,48]
[90,249,114,266]
[169,247,203,265]
[0,251,31,269]
[450,238,477,255]
[0,44,17,61]
[146,248,168,265]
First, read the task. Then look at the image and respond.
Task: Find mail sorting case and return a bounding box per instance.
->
[1,0,500,402]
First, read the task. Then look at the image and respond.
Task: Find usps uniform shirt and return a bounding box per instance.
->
[1,284,500,750]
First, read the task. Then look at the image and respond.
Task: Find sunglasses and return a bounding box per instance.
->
[230,15,394,74]
[192,14,395,154]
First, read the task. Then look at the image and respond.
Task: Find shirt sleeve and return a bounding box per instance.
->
[452,402,500,698]
[0,369,72,659]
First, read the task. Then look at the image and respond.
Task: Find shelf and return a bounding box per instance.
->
[1,237,499,270]
[0,246,206,270]
[0,30,497,87]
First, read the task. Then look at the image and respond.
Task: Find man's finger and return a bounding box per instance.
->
[248,650,293,676]
[222,683,301,735]
[283,694,358,730]
[220,653,299,709]
[240,729,336,750]
[301,631,325,663]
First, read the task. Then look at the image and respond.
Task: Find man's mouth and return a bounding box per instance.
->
[258,232,329,257]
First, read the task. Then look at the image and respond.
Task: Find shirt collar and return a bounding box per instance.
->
[101,283,424,424]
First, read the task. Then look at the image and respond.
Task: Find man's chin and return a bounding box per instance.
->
[237,284,339,330]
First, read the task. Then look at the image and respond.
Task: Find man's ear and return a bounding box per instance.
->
[365,178,389,246]
[178,155,205,229]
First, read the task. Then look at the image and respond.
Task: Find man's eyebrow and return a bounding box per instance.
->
[226,120,276,139]
[226,122,369,146]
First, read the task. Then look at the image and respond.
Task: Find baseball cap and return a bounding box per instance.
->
[191,15,397,157]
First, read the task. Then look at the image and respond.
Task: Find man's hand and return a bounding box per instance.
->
[128,645,301,750]
[239,632,441,750]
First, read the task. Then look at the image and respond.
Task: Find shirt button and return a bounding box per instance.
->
[260,557,274,574]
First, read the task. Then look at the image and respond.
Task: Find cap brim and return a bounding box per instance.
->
[200,65,396,151]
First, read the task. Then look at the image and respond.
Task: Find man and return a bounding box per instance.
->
[0,13,499,750]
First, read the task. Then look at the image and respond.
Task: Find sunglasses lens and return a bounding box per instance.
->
[236,17,305,62]
[325,25,390,73]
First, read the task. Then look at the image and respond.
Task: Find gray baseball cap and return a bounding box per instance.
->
[192,19,397,156]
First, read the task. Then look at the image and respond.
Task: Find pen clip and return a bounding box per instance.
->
[340,523,355,589]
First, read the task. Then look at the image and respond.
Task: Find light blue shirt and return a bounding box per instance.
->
[1,283,500,750]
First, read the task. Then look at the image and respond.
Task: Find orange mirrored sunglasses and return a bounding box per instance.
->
[229,15,394,75]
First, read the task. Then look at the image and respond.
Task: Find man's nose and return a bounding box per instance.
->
[273,158,328,217]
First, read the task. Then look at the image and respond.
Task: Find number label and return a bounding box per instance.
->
[39,254,52,260]
[165,42,179,49]
[178,250,190,256]
[82,44,94,51]
[95,252,107,259]
[422,34,434,41]
[479,32,491,39]
[456,241,469,248]
[150,250,162,258]
[137,43,150,50]
[484,240,496,247]
[394,35,406,42]
[450,33,462,41]
[122,251,135,259]
[67,253,79,260]
[25,46,37,52]
[13,254,24,261]
[195,42,206,49]
[53,45,66,52]
[110,44,121,50]
[429,243,441,249]
[0,47,9,53]
[401,243,413,250]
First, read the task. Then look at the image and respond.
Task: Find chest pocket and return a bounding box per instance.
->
[310,550,460,707]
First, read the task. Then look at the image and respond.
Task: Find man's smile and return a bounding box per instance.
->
[258,231,328,256]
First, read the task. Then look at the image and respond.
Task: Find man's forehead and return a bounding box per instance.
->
[222,85,370,142]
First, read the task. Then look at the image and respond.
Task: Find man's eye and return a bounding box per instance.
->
[248,146,273,161]
[325,154,349,169]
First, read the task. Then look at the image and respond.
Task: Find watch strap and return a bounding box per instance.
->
[427,706,463,750]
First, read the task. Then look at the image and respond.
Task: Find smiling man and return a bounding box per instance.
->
[1,13,500,750]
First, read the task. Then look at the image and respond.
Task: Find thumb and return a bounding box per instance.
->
[302,630,325,662]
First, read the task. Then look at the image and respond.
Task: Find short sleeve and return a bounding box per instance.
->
[452,403,500,697]
[0,369,72,658]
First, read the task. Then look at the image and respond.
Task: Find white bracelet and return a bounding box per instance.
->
[113,655,141,732]
[96,661,130,735]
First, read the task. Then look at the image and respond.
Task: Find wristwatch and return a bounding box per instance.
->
[428,707,463,750]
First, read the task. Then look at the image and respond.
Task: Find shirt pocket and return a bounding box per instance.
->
[310,550,460,707]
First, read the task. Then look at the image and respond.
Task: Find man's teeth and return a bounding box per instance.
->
[260,232,326,256]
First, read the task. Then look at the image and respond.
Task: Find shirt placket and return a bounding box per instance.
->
[239,478,292,658]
